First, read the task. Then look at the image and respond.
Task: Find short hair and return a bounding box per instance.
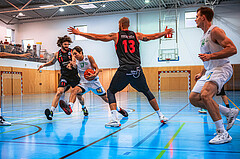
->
[119,17,130,28]
[73,46,83,54]
[197,7,214,22]
[57,35,72,47]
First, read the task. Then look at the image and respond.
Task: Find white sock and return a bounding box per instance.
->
[214,119,226,132]
[51,106,56,112]
[111,110,118,121]
[219,104,230,117]
[116,106,120,111]
[156,109,163,117]
[59,93,65,101]
[69,102,74,108]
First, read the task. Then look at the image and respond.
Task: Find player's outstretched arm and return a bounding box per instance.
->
[67,27,117,42]
[137,26,174,42]
[38,52,58,71]
[0,52,31,58]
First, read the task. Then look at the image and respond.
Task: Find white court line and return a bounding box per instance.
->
[236,118,240,121]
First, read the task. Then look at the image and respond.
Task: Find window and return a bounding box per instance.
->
[185,12,197,28]
[74,25,87,40]
[6,28,15,43]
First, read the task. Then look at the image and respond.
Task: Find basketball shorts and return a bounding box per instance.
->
[58,75,80,88]
[192,62,233,94]
[77,79,106,96]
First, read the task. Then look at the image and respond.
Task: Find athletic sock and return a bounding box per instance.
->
[116,106,120,111]
[69,102,74,108]
[111,110,118,121]
[156,109,163,117]
[214,119,226,132]
[219,104,230,117]
[51,106,56,112]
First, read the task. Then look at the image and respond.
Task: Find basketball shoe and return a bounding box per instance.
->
[82,107,88,116]
[105,120,121,127]
[45,108,53,120]
[0,116,11,126]
[209,129,232,144]
[59,100,72,115]
[226,108,239,131]
[118,107,128,117]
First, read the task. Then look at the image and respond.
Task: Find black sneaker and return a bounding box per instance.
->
[0,116,11,126]
[118,107,128,117]
[82,107,88,116]
[45,108,53,120]
[59,100,72,115]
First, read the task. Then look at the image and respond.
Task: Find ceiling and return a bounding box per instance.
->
[0,0,238,25]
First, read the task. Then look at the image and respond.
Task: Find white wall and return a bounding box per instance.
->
[3,4,240,69]
[0,21,18,43]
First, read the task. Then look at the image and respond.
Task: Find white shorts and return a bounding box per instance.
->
[78,80,106,96]
[192,62,233,94]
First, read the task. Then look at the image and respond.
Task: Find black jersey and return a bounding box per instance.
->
[57,49,78,77]
[115,30,140,70]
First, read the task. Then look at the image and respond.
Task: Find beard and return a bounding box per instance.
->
[62,46,69,52]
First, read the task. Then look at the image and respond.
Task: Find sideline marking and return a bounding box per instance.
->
[156,123,185,159]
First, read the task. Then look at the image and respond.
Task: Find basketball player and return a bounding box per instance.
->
[198,86,230,114]
[38,35,81,120]
[0,52,31,126]
[67,17,173,127]
[189,7,238,144]
[62,46,128,117]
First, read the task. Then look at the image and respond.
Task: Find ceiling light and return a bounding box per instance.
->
[39,4,54,8]
[59,8,64,12]
[79,4,97,9]
[18,12,25,16]
[145,0,150,3]
[102,4,106,7]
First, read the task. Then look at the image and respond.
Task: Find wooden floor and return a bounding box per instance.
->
[0,91,240,159]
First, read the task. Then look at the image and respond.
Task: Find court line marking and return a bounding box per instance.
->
[156,123,185,159]
[227,97,240,111]
[59,112,156,159]
[12,123,42,140]
[134,103,189,148]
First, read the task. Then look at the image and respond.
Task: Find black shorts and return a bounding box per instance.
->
[108,66,150,94]
[58,75,80,88]
[216,86,226,96]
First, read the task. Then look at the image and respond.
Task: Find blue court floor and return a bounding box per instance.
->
[0,91,240,159]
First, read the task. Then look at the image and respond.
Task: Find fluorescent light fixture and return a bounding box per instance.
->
[102,4,106,7]
[18,12,25,16]
[145,0,150,3]
[59,8,64,12]
[79,4,97,9]
[39,4,54,8]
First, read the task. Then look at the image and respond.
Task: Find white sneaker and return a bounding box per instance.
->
[198,108,207,114]
[159,115,168,123]
[209,129,232,144]
[0,116,11,126]
[105,120,121,127]
[226,108,239,131]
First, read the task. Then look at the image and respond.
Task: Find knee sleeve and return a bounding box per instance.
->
[107,89,116,104]
[143,90,155,101]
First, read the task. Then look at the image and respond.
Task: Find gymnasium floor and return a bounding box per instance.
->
[0,91,240,159]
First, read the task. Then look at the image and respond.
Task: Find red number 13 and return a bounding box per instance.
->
[122,40,135,53]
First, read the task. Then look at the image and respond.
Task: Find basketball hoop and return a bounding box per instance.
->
[165,58,171,63]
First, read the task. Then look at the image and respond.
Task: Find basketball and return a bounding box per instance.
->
[84,69,95,81]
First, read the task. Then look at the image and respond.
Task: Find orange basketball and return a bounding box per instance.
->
[84,69,95,81]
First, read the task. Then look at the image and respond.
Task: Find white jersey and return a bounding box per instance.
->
[200,25,230,71]
[76,55,99,83]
